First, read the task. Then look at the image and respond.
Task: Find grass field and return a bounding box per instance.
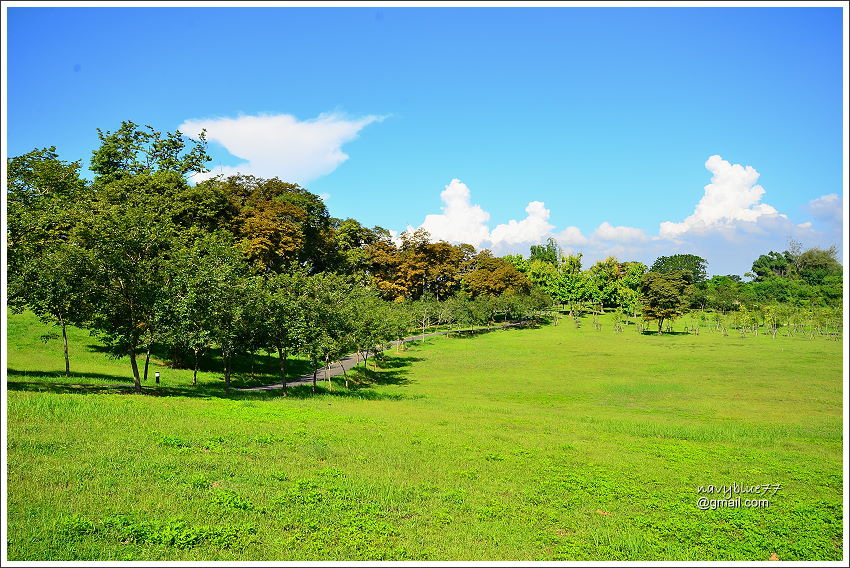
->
[4,310,844,561]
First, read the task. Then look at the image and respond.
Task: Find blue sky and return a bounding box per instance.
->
[5,5,845,276]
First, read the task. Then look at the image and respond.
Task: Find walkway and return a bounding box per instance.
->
[236,322,521,391]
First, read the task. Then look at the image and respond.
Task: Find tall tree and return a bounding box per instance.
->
[7,147,90,374]
[77,121,212,391]
[258,270,309,394]
[650,254,708,283]
[529,237,561,265]
[639,270,694,335]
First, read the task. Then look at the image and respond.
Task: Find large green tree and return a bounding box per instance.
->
[639,270,694,335]
[650,254,708,283]
[7,147,91,375]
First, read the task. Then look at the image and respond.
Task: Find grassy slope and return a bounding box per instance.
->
[5,311,844,561]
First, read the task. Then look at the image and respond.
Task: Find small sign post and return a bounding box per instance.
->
[155,371,160,384]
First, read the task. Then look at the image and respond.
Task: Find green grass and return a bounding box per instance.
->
[5,311,844,560]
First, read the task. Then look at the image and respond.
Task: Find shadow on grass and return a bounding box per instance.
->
[283,382,415,401]
[341,356,422,388]
[85,343,315,381]
[7,368,135,384]
[6,357,420,401]
[639,330,692,336]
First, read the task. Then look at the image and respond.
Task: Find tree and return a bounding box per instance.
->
[525,259,560,301]
[461,251,532,297]
[258,270,309,394]
[639,270,694,335]
[7,147,91,375]
[555,253,586,316]
[529,237,561,265]
[617,261,647,317]
[301,272,356,392]
[164,233,249,386]
[796,246,841,285]
[76,196,177,391]
[751,251,791,281]
[8,245,92,376]
[650,254,708,283]
[76,121,212,391]
[585,257,622,310]
[90,121,210,183]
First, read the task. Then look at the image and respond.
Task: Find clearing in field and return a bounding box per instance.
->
[5,311,843,561]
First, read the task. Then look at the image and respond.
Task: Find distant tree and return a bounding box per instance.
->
[203,174,337,273]
[503,254,529,274]
[529,237,561,265]
[796,246,841,285]
[617,261,647,317]
[700,275,742,313]
[525,259,560,300]
[751,251,791,281]
[586,257,622,310]
[461,251,532,297]
[639,270,694,335]
[650,254,708,283]
[555,253,586,316]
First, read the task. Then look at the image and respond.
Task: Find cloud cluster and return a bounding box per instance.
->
[408,155,841,276]
[490,201,555,246]
[659,155,781,238]
[419,179,491,247]
[179,112,384,185]
[413,179,554,250]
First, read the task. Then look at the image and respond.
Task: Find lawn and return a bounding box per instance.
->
[4,310,844,561]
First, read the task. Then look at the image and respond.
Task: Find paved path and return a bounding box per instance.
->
[236,322,522,392]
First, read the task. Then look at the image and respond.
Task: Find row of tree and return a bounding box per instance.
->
[6,122,550,391]
[7,121,843,383]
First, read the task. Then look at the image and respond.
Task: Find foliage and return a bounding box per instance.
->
[650,254,708,283]
[639,270,694,334]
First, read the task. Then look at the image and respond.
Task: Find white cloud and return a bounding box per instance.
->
[420,179,492,247]
[556,226,590,247]
[402,156,842,277]
[592,221,649,243]
[413,179,554,250]
[490,201,554,245]
[805,193,843,226]
[659,155,781,238]
[178,112,384,184]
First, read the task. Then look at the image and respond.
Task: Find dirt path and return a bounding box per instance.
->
[236,322,521,392]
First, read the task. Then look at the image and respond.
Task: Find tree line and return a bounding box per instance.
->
[7,121,843,386]
[504,238,842,335]
[6,122,550,392]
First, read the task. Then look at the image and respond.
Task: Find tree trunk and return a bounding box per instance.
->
[657,318,664,336]
[143,340,152,382]
[129,345,141,393]
[341,362,349,389]
[193,348,199,387]
[324,355,331,389]
[312,366,317,393]
[223,350,231,391]
[59,314,70,377]
[277,346,288,396]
